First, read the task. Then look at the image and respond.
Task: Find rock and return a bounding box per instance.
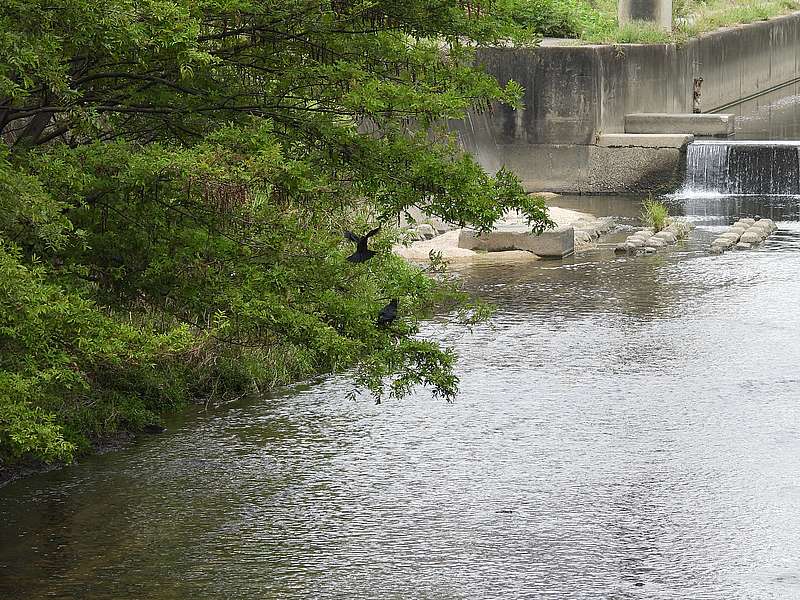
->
[739,218,756,225]
[739,230,762,244]
[665,220,692,238]
[574,230,594,246]
[595,217,615,234]
[407,230,424,241]
[709,245,725,255]
[529,191,560,199]
[712,237,735,249]
[752,220,775,234]
[719,232,742,243]
[576,226,600,240]
[643,246,657,254]
[728,226,748,236]
[645,237,667,248]
[625,235,644,248]
[636,230,654,240]
[416,224,437,239]
[654,231,677,244]
[614,243,630,254]
[735,242,752,250]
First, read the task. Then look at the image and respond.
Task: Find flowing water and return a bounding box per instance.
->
[4,198,800,599]
[682,141,800,196]
[6,95,800,599]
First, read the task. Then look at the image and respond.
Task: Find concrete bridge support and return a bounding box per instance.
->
[618,0,673,31]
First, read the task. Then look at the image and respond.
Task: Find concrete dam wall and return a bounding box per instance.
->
[454,11,800,193]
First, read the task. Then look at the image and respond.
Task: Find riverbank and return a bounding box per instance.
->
[394,204,614,262]
[530,0,800,44]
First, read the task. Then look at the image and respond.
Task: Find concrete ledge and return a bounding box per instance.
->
[596,133,694,149]
[458,227,574,258]
[625,113,735,136]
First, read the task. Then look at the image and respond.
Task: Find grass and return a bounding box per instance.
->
[522,0,800,44]
[640,198,670,232]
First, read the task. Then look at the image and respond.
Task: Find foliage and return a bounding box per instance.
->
[640,198,670,232]
[577,0,800,43]
[505,0,591,38]
[0,0,553,466]
[508,0,800,44]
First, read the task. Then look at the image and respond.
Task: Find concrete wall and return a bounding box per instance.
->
[453,12,800,193]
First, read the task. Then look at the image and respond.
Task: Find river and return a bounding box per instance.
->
[4,97,800,599]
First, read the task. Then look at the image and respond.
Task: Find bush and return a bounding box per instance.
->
[508,0,591,37]
[640,198,671,232]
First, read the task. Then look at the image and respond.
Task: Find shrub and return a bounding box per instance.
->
[507,0,590,37]
[640,198,671,232]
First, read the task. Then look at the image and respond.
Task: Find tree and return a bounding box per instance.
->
[0,0,551,465]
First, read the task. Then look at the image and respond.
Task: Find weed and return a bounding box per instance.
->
[640,198,671,232]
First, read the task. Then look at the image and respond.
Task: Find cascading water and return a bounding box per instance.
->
[681,140,800,196]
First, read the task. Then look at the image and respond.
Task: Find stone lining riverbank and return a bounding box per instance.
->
[614,220,694,255]
[394,206,616,263]
[710,218,777,253]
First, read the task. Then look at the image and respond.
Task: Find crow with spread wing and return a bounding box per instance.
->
[343,227,381,263]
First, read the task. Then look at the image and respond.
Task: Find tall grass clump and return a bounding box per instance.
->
[641,198,671,232]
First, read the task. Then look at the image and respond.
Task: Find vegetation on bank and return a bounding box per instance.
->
[640,198,671,232]
[0,0,553,470]
[515,0,800,43]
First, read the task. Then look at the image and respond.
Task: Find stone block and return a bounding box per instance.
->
[654,231,677,244]
[458,226,575,258]
[416,224,437,239]
[740,230,762,244]
[624,113,735,137]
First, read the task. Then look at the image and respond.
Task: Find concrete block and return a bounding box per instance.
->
[458,227,574,258]
[586,146,683,193]
[596,133,693,148]
[624,113,735,136]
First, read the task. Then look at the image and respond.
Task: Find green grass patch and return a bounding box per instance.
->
[514,0,800,44]
[640,198,671,232]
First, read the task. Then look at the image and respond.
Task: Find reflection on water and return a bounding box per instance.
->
[4,196,800,599]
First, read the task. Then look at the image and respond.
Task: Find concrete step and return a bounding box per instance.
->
[624,113,735,137]
[596,133,694,149]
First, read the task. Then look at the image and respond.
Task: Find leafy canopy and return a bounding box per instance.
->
[0,0,550,466]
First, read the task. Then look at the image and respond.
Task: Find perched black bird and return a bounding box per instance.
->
[377,299,398,327]
[343,226,381,263]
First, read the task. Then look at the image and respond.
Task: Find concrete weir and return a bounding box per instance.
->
[452,12,800,193]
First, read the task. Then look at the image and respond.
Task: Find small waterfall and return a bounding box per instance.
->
[681,140,800,196]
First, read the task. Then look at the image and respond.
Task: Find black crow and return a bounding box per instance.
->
[377,299,398,327]
[343,226,381,263]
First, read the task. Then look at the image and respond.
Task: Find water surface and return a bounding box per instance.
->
[3,197,800,599]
